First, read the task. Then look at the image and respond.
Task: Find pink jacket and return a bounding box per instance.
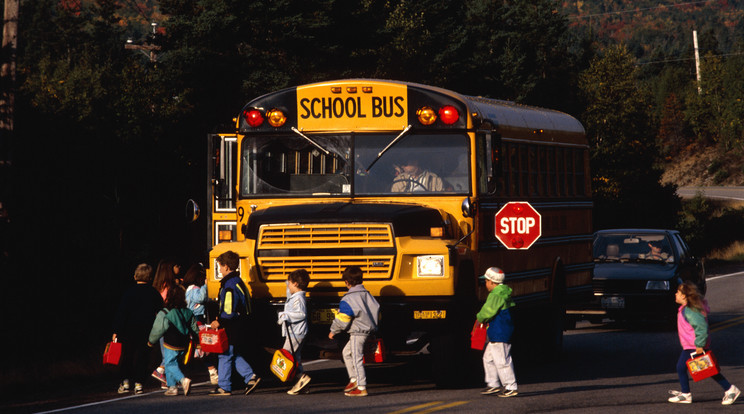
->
[677,302,711,350]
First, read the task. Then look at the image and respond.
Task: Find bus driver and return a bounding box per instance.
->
[391,158,444,192]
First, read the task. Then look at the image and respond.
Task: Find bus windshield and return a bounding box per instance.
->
[240,133,470,197]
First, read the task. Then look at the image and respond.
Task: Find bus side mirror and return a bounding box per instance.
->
[461,197,474,217]
[186,199,200,222]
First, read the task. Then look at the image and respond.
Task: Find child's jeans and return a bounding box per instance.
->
[283,335,306,375]
[342,334,368,387]
[217,344,255,392]
[483,341,517,391]
[676,349,731,393]
[162,347,186,386]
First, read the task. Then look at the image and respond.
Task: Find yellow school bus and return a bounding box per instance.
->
[206,79,592,384]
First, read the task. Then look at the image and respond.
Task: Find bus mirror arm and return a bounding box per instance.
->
[450,226,475,250]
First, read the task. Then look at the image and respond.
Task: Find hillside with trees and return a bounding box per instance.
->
[563,0,744,187]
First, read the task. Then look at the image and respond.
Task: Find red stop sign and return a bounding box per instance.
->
[494,202,542,250]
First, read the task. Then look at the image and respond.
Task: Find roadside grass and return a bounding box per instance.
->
[707,240,744,262]
[678,196,744,259]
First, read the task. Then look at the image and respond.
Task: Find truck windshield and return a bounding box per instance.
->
[240,133,470,197]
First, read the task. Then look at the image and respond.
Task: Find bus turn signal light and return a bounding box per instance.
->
[438,105,459,125]
[267,109,287,127]
[218,230,233,241]
[244,109,264,127]
[416,106,437,125]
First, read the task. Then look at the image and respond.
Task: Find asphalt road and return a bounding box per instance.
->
[18,271,743,414]
[677,186,744,201]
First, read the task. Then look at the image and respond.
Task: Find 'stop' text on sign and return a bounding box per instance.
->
[493,202,542,250]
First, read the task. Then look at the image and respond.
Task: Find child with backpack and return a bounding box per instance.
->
[278,269,311,395]
[148,286,199,396]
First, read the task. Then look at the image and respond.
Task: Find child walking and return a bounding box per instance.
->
[476,267,518,398]
[278,269,312,395]
[112,263,163,394]
[668,281,740,405]
[150,259,180,386]
[147,286,199,396]
[329,266,380,397]
[209,250,261,396]
[183,263,218,385]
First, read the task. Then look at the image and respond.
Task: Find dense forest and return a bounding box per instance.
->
[1,0,744,383]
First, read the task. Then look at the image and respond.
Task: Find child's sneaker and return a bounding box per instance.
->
[164,386,178,396]
[245,375,261,395]
[117,380,130,394]
[209,387,232,396]
[209,368,219,385]
[345,387,368,397]
[722,385,740,405]
[134,383,143,395]
[498,389,518,398]
[668,390,692,403]
[287,374,311,395]
[481,386,503,395]
[181,377,191,396]
[344,379,358,393]
[151,369,166,384]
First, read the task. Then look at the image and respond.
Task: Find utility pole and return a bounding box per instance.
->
[125,22,161,62]
[125,41,161,63]
[693,30,702,94]
[1,0,18,258]
[1,0,18,151]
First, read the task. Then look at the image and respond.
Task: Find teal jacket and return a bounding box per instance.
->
[476,284,516,343]
[148,307,198,351]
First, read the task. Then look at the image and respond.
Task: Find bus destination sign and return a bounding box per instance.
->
[297,82,408,131]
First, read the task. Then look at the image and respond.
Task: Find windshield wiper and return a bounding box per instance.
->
[365,124,413,172]
[291,127,330,155]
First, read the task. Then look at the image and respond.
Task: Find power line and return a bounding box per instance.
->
[568,0,719,20]
[638,51,744,65]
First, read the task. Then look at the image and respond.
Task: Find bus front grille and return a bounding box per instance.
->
[256,223,395,281]
[258,223,394,248]
[258,256,394,281]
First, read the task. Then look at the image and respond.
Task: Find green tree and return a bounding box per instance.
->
[656,93,690,159]
[685,53,744,153]
[579,45,679,229]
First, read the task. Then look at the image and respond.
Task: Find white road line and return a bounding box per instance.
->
[34,381,211,414]
[707,271,744,281]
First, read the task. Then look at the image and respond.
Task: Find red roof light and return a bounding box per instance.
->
[244,109,264,127]
[438,106,459,125]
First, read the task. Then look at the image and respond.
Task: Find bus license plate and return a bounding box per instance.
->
[311,309,336,324]
[601,296,625,309]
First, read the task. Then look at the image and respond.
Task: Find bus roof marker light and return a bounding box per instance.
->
[267,108,287,127]
[244,109,264,127]
[362,86,373,93]
[331,87,342,93]
[346,87,357,93]
[416,106,437,125]
[438,105,459,125]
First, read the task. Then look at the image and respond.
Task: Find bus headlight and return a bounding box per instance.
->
[417,255,445,277]
[645,280,670,291]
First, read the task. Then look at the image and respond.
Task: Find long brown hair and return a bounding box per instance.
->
[153,259,178,292]
[678,281,705,313]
